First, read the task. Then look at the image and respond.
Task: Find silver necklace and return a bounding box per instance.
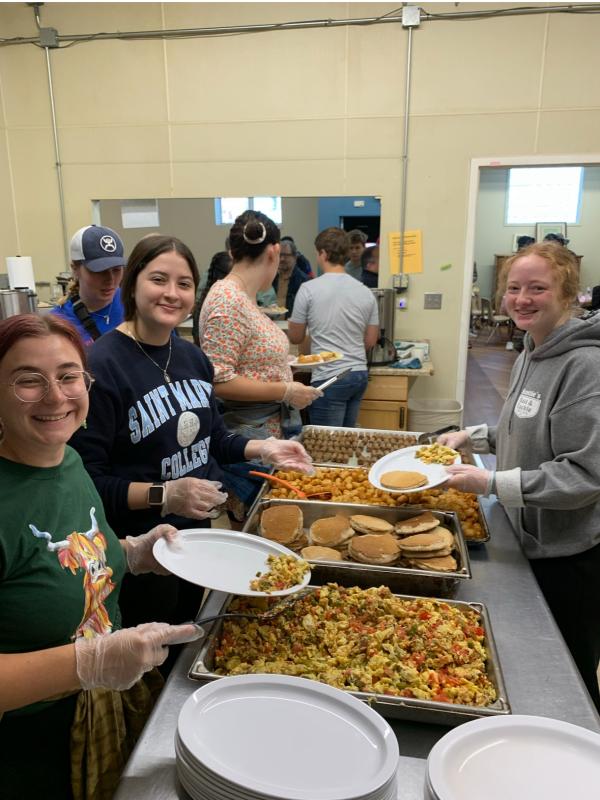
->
[90,297,114,325]
[128,326,173,383]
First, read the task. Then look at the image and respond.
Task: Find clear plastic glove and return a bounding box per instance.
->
[282,381,323,410]
[437,429,471,450]
[125,524,181,575]
[444,464,491,495]
[258,437,314,474]
[75,622,201,691]
[163,478,228,520]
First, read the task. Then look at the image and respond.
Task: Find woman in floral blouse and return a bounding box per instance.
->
[199,210,321,515]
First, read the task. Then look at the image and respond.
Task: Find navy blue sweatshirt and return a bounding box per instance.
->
[70,329,248,538]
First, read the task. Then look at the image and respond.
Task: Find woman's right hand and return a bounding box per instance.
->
[163,478,228,519]
[437,429,471,450]
[283,382,323,410]
[75,623,200,691]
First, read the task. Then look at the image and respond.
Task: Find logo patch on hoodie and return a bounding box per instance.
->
[514,389,541,419]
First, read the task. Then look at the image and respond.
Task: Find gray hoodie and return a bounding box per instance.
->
[471,312,600,559]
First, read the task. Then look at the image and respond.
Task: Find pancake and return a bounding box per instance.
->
[348,533,400,565]
[404,545,453,559]
[259,504,303,546]
[398,527,455,554]
[349,515,394,536]
[380,470,428,490]
[407,554,458,572]
[394,511,441,535]
[309,515,354,548]
[301,546,344,562]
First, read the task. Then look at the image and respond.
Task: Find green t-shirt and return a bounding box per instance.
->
[0,446,126,716]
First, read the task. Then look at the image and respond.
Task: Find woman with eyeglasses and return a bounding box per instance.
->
[0,313,200,800]
[69,234,313,635]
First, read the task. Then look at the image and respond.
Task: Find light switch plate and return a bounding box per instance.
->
[424,292,442,309]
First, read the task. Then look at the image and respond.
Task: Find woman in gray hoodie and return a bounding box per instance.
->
[439,242,600,710]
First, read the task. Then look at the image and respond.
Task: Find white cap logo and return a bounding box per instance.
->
[100,235,117,253]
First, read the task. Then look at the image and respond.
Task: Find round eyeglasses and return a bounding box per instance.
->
[4,371,95,403]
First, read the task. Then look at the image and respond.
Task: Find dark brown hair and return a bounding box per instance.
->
[228,210,280,263]
[0,313,88,368]
[314,227,350,266]
[497,242,580,309]
[120,235,200,321]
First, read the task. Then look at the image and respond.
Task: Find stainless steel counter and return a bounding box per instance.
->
[115,498,600,799]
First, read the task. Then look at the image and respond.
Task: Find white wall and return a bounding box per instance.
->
[475,167,600,301]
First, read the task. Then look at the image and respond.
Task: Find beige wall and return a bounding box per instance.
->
[1,2,600,401]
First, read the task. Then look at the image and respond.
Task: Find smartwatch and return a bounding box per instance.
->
[147,482,166,508]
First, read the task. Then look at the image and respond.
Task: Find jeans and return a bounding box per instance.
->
[309,370,369,428]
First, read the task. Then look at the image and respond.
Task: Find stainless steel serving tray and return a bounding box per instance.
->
[243,498,471,598]
[247,464,492,547]
[188,587,511,727]
[296,424,421,468]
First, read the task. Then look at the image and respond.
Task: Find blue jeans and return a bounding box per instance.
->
[309,370,369,428]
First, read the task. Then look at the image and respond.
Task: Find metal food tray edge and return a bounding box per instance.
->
[250,460,491,547]
[243,497,472,599]
[188,587,511,727]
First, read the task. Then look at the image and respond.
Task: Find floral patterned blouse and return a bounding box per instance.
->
[199,279,293,437]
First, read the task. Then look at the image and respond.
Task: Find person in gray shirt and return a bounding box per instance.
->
[288,227,379,427]
[438,242,600,711]
[344,229,368,281]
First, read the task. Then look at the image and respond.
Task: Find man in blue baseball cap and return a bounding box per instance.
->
[52,225,126,344]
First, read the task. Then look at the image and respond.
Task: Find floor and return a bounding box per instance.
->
[463,335,518,469]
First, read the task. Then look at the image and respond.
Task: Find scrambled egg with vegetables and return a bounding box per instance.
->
[415,443,459,465]
[215,584,497,707]
[250,554,310,593]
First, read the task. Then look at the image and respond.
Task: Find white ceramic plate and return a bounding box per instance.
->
[394,444,461,466]
[177,674,399,800]
[288,352,343,369]
[368,451,449,493]
[427,715,600,800]
[152,529,310,596]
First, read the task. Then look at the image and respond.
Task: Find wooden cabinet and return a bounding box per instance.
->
[358,375,408,430]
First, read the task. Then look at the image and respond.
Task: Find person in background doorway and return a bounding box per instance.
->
[345,229,368,281]
[438,242,600,711]
[272,238,309,319]
[288,227,379,428]
[52,225,125,345]
[361,245,379,288]
[281,235,314,278]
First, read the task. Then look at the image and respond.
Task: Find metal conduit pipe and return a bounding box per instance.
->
[1,5,599,48]
[398,24,414,276]
[44,46,69,267]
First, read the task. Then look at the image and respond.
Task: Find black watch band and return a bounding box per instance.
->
[148,482,166,508]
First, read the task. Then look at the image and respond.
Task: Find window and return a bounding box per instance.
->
[214,196,282,225]
[506,167,583,225]
[121,199,159,229]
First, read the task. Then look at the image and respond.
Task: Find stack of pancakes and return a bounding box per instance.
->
[259,505,307,551]
[306,515,354,559]
[347,514,400,565]
[394,512,457,571]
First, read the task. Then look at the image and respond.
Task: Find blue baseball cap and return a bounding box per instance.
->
[69,225,126,272]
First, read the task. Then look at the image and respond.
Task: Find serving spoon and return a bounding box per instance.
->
[192,587,314,635]
[249,470,333,501]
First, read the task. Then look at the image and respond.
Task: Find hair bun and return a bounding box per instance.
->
[242,220,267,245]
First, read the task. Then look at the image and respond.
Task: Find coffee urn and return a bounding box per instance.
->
[0,287,38,320]
[368,288,397,366]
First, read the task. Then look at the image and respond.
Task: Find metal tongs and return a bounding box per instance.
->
[417,425,460,445]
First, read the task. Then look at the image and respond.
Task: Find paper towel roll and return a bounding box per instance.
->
[6,256,36,292]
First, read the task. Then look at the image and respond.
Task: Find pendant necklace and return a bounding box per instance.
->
[91,297,114,326]
[127,325,173,383]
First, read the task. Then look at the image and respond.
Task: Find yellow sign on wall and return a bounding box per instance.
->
[388,230,423,274]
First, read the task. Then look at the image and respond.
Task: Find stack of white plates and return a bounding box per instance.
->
[175,674,399,800]
[425,714,600,800]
